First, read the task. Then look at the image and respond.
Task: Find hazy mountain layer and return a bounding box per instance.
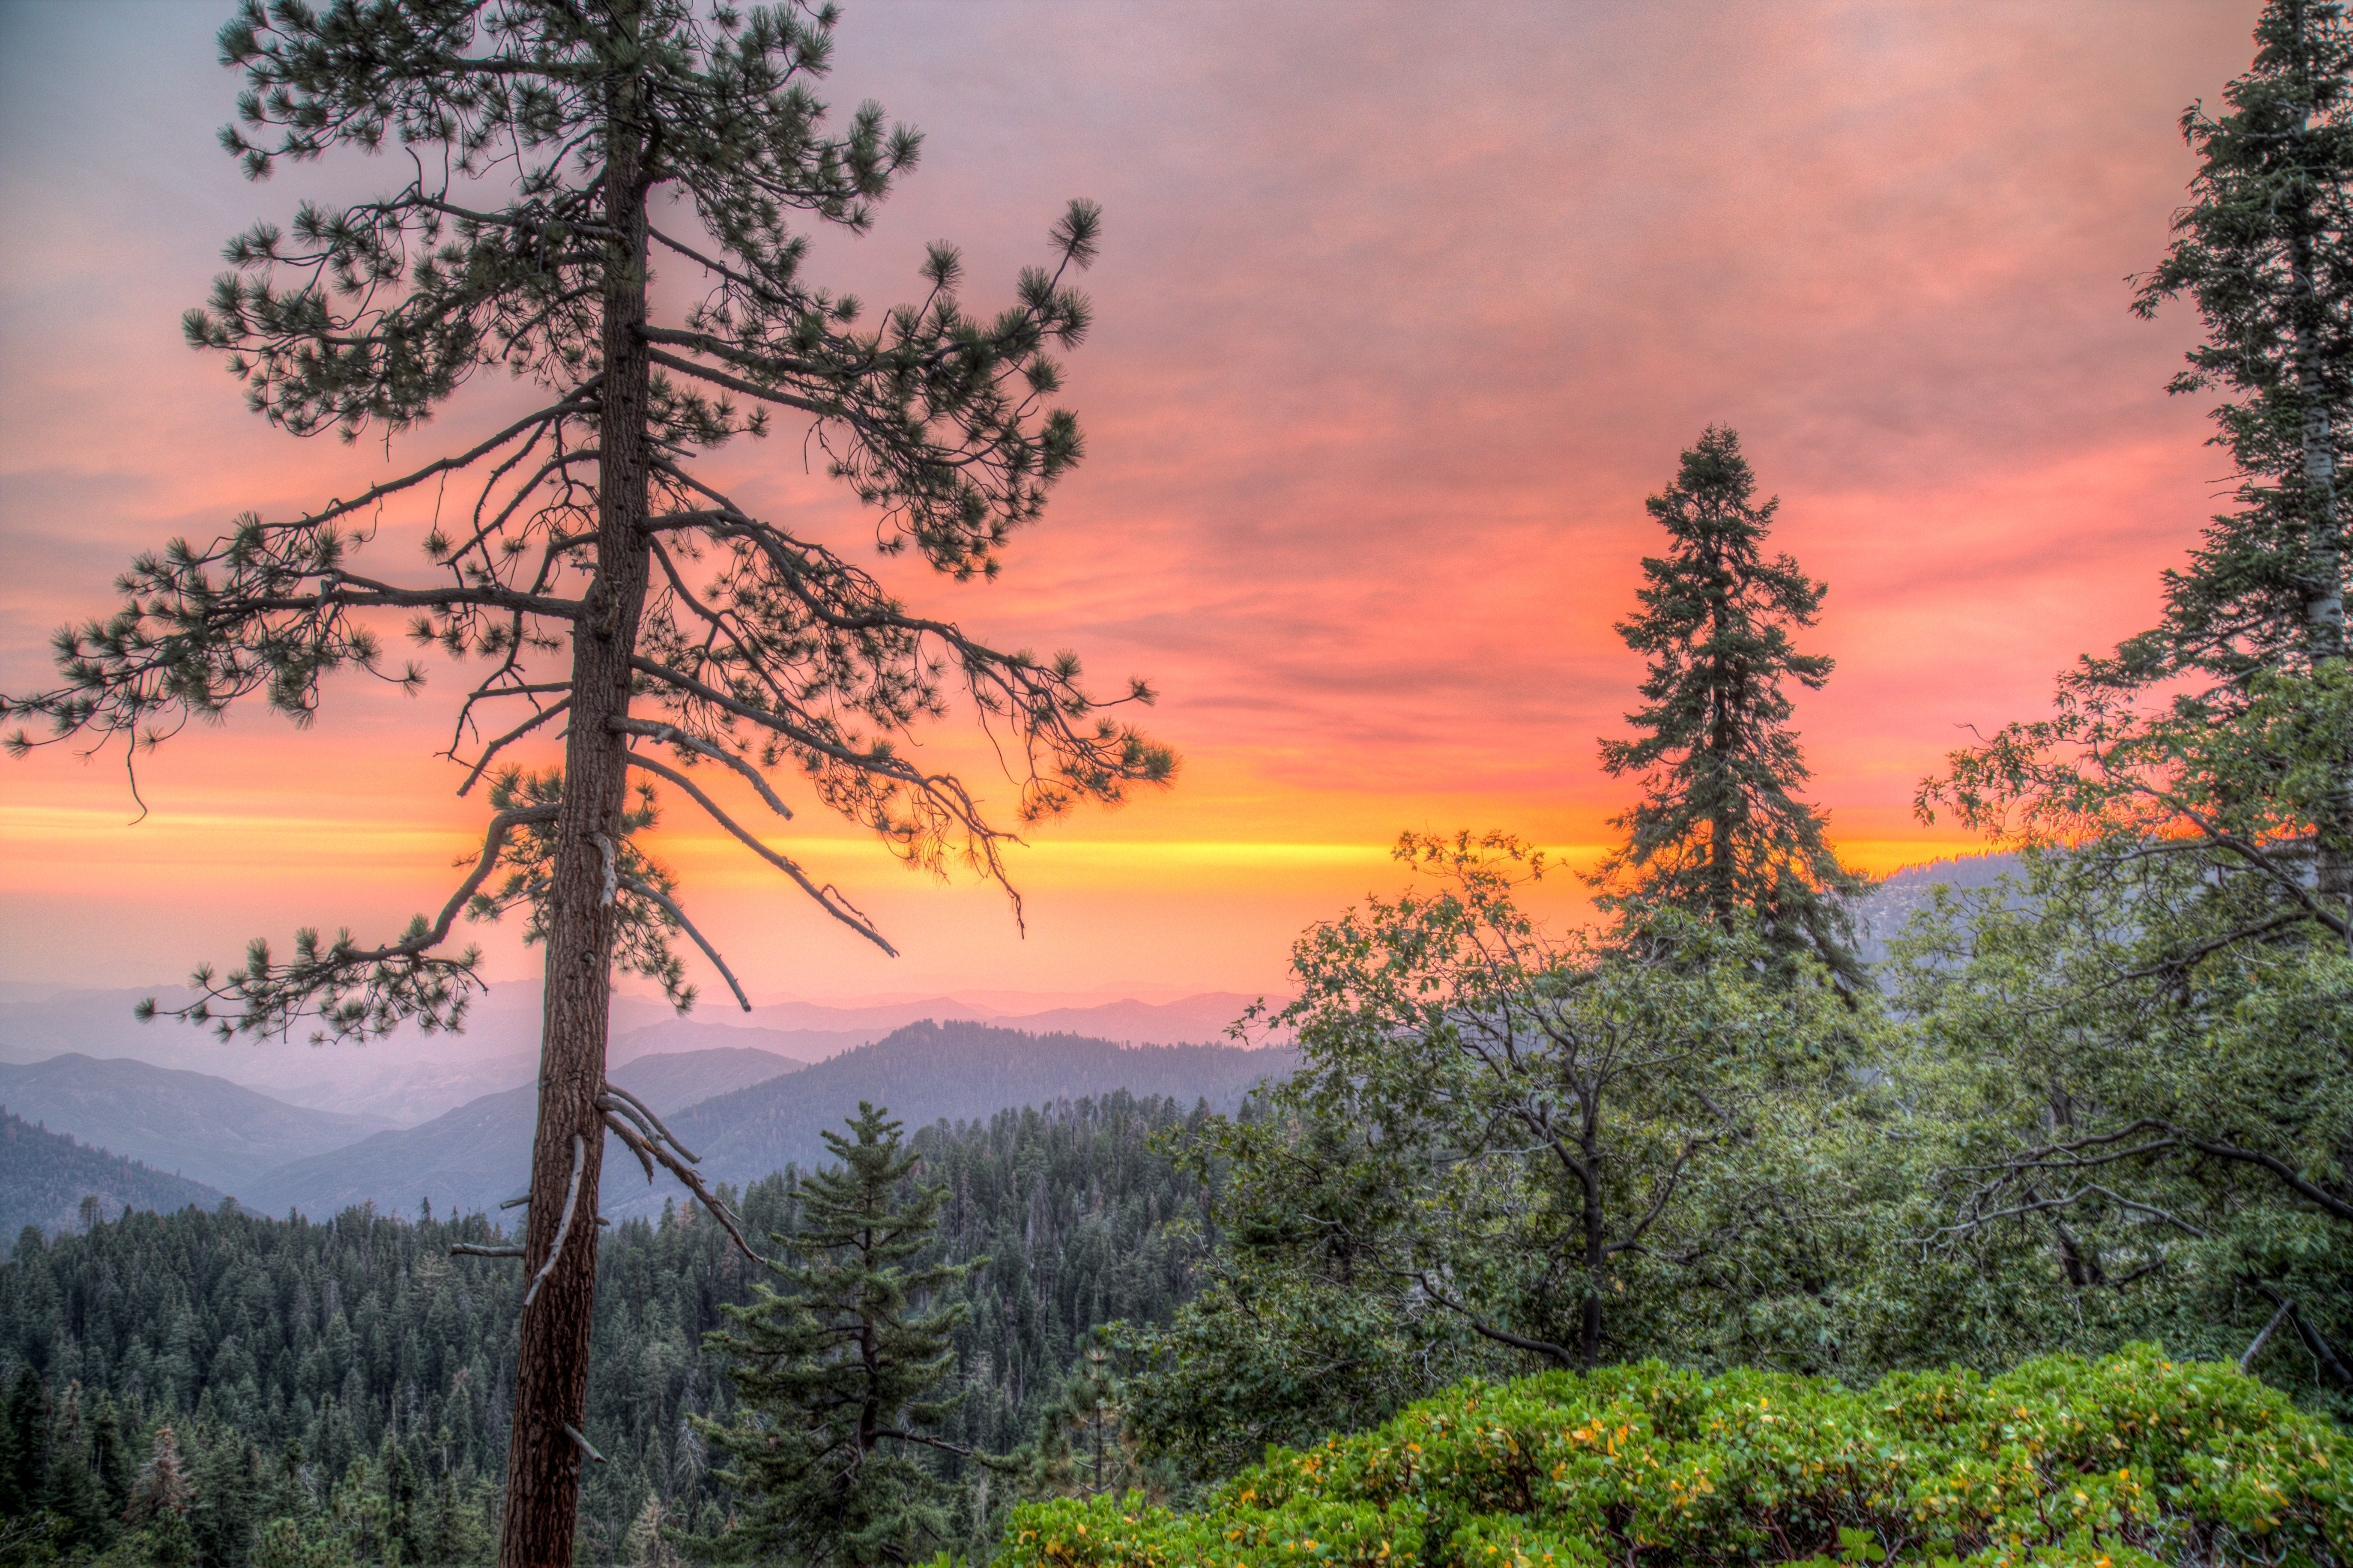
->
[233,1045,804,1219]
[0,984,1267,1126]
[0,1053,394,1190]
[622,1021,1292,1219]
[1851,851,2024,964]
[229,1024,1286,1222]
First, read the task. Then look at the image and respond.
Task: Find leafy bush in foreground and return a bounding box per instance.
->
[996,1347,2351,1567]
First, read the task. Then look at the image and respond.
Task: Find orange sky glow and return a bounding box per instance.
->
[0,1,2260,1004]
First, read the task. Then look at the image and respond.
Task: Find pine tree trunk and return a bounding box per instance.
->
[499,113,654,1568]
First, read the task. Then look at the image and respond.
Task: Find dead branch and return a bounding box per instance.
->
[455,697,569,796]
[523,1134,585,1308]
[601,1081,702,1163]
[601,1110,758,1264]
[619,877,750,1011]
[2242,1296,2296,1372]
[611,717,793,819]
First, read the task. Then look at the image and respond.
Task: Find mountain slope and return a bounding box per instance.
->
[617,1021,1292,1218]
[0,1108,225,1236]
[0,1054,395,1190]
[1853,851,2024,964]
[238,1044,805,1219]
[239,1024,1287,1222]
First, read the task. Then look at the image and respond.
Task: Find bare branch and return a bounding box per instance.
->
[1414,1272,1577,1367]
[601,1082,703,1164]
[602,1110,758,1263]
[619,877,750,1011]
[612,717,792,818]
[523,1134,585,1309]
[2242,1296,2296,1372]
[456,697,569,796]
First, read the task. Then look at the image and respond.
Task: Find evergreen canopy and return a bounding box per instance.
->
[2112,0,2353,691]
[697,1103,980,1567]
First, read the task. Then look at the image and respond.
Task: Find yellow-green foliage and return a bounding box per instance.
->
[995,1347,2350,1568]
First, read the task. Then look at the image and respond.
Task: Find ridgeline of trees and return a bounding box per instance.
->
[0,1114,224,1240]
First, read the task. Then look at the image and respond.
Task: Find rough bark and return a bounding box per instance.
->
[499,112,654,1568]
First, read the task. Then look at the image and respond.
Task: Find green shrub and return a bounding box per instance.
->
[998,1346,2350,1567]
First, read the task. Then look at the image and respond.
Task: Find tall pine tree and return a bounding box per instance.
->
[0,3,1172,1561]
[696,1103,982,1567]
[1594,427,1866,983]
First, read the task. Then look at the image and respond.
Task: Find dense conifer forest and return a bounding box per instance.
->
[0,1094,1215,1565]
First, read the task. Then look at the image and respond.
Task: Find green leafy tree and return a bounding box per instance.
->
[1909,5,2353,1392]
[1907,675,2353,1411]
[697,1104,988,1566]
[1130,832,1871,1476]
[0,2,1170,1560]
[1594,427,1868,983]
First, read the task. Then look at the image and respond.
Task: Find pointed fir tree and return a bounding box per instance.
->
[0,4,1173,1560]
[1593,427,1868,983]
[44,1384,104,1554]
[88,1395,133,1529]
[694,1103,984,1568]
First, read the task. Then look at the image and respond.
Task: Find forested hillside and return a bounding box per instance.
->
[0,1111,223,1239]
[617,1022,1287,1219]
[0,1093,1215,1565]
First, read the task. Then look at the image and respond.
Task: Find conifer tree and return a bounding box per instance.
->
[192,1431,261,1568]
[696,1103,982,1567]
[1021,1334,1151,1502]
[1593,427,1866,981]
[2117,0,2353,687]
[89,1397,132,1528]
[0,3,1171,1561]
[2096,0,2353,907]
[44,1386,103,1554]
[0,1365,46,1521]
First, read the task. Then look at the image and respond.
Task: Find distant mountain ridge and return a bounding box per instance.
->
[625,1020,1292,1219]
[0,1054,395,1190]
[0,1108,224,1236]
[228,1021,1287,1222]
[0,984,1267,1126]
[215,1043,806,1219]
[1852,851,2022,964]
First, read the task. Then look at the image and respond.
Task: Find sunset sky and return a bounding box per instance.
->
[0,0,2260,1005]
